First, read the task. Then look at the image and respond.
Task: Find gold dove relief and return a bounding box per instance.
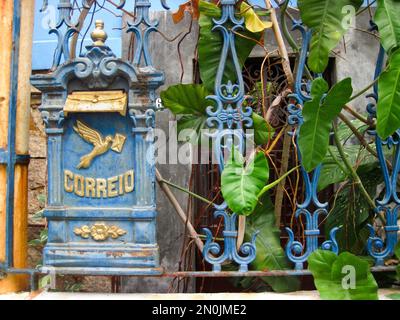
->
[73,120,126,169]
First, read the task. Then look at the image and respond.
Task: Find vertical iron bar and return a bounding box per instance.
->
[4,0,22,269]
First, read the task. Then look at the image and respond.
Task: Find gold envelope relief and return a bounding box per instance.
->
[64,90,127,116]
[73,120,126,169]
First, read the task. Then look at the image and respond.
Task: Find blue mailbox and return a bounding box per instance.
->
[31,21,163,274]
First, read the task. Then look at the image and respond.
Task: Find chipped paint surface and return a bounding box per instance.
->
[30,21,164,273]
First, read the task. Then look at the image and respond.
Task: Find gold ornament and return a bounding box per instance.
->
[74,223,127,241]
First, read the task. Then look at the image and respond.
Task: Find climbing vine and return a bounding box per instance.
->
[160,0,400,298]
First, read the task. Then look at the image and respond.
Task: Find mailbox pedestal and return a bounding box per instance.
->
[31,21,163,274]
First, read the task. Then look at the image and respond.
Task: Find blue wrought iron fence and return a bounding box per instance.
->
[0,0,398,291]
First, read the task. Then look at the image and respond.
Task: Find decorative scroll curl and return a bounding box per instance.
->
[284,19,340,270]
[365,24,399,265]
[203,206,258,272]
[201,0,258,272]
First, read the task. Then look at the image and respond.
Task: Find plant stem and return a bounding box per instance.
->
[343,105,371,124]
[264,0,294,89]
[273,126,292,227]
[338,113,377,157]
[280,0,299,53]
[348,77,379,103]
[155,169,204,252]
[333,123,387,225]
[327,147,348,175]
[356,0,377,16]
[158,176,214,206]
[332,123,376,211]
[338,113,392,170]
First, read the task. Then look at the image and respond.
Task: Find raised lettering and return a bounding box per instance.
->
[63,169,135,198]
[85,177,96,198]
[124,170,134,193]
[96,178,107,198]
[74,174,85,197]
[64,170,74,193]
[107,175,118,198]
[118,174,124,195]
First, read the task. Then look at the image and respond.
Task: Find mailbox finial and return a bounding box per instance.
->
[91,20,108,46]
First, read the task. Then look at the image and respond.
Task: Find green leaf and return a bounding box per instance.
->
[160,84,211,141]
[198,0,220,18]
[245,194,300,292]
[375,0,400,53]
[377,49,400,139]
[325,168,382,255]
[395,243,400,281]
[221,149,269,215]
[395,242,400,259]
[308,250,379,300]
[319,145,379,192]
[335,119,369,143]
[198,1,261,92]
[240,2,272,33]
[160,83,210,115]
[298,0,363,73]
[298,77,353,172]
[252,113,275,146]
[318,119,385,191]
[39,275,52,290]
[387,293,400,300]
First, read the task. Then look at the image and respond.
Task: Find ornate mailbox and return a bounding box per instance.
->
[31,21,163,274]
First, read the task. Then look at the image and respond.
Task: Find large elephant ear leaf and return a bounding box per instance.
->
[377,49,400,139]
[160,84,211,141]
[375,0,400,54]
[308,250,379,300]
[298,77,353,172]
[298,0,363,73]
[221,149,269,216]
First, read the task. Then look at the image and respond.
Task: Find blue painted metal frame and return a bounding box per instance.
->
[365,23,399,266]
[284,21,339,270]
[201,0,258,272]
[0,0,22,270]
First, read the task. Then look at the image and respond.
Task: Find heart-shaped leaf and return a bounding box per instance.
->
[308,250,379,300]
[298,77,353,172]
[377,49,400,139]
[221,149,269,215]
[160,84,212,142]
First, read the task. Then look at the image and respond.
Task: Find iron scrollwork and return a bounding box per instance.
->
[42,0,171,70]
[202,0,257,272]
[365,23,399,266]
[285,21,339,270]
